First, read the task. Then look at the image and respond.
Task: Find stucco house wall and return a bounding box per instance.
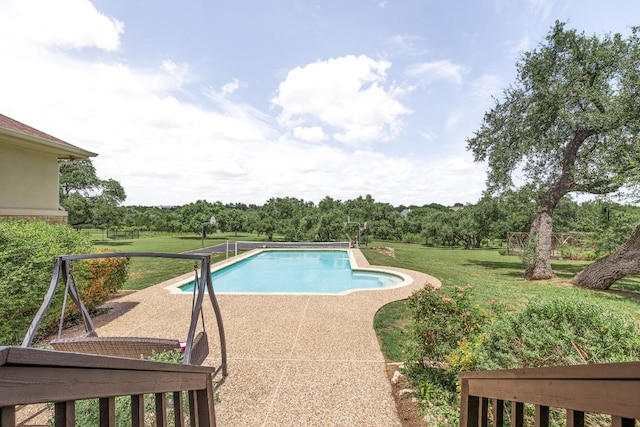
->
[0,114,97,224]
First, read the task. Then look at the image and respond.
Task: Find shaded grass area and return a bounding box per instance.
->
[93,233,266,290]
[368,243,640,362]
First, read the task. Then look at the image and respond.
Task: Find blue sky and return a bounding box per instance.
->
[0,0,638,207]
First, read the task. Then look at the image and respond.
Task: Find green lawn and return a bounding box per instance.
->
[367,242,640,362]
[93,232,266,290]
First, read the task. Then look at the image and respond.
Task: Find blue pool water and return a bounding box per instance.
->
[179,250,403,294]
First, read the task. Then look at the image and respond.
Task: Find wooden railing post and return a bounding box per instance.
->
[193,374,217,427]
[54,401,75,427]
[173,391,185,427]
[131,394,144,427]
[460,378,479,427]
[155,393,168,427]
[511,402,524,427]
[460,378,468,427]
[99,397,116,426]
[534,405,549,427]
[566,409,584,427]
[492,399,504,426]
[611,416,636,427]
[479,397,488,427]
[1,406,16,427]
[188,391,197,426]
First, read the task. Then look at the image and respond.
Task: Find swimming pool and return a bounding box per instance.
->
[175,250,408,295]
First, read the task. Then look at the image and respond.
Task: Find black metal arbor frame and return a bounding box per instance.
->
[21,252,227,379]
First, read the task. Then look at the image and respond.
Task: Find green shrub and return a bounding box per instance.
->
[407,285,487,362]
[402,233,422,244]
[406,285,488,389]
[71,249,129,313]
[71,396,133,427]
[416,379,459,427]
[476,298,640,370]
[0,220,91,345]
[559,244,577,260]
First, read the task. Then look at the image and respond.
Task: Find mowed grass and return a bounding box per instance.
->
[372,299,413,361]
[367,242,640,361]
[93,232,266,290]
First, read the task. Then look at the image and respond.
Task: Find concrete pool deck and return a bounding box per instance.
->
[94,249,440,426]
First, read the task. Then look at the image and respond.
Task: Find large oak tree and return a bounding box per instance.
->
[467,22,640,280]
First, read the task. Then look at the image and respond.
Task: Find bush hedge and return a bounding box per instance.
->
[0,221,129,345]
[475,298,640,369]
[0,221,92,344]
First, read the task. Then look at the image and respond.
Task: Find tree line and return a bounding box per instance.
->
[59,160,640,259]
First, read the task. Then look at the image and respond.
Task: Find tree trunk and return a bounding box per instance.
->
[571,223,640,289]
[522,129,595,280]
[524,209,556,280]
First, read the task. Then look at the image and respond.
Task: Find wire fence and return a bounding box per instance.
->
[106,229,140,239]
[185,241,351,258]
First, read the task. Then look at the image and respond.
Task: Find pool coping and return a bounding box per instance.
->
[164,247,414,296]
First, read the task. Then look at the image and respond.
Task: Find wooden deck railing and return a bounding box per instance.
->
[459,361,640,426]
[0,346,218,426]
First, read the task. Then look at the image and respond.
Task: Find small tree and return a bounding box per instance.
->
[467,22,640,280]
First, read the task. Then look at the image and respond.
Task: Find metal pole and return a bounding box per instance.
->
[346,218,361,248]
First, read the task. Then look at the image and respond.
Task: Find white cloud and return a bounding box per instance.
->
[406,60,467,84]
[420,130,436,141]
[221,78,244,96]
[293,126,327,143]
[161,60,190,81]
[0,0,123,51]
[272,55,412,145]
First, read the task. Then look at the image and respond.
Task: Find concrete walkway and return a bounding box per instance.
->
[95,249,440,426]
